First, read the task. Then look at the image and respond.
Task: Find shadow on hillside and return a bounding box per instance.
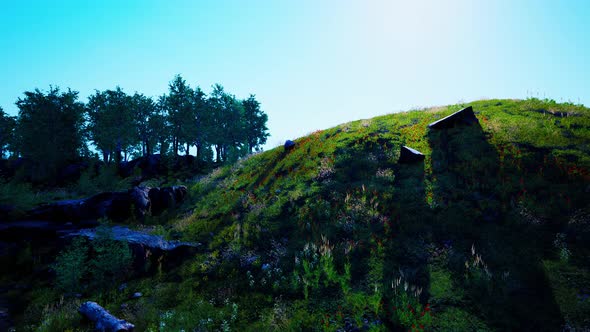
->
[388,158,432,301]
[427,120,563,330]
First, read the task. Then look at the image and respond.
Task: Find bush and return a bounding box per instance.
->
[54,237,89,293]
[89,222,133,289]
[53,222,132,294]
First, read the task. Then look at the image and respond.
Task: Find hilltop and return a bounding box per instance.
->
[9,98,590,331]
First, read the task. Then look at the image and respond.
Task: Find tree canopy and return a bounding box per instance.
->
[15,87,86,180]
[0,107,17,158]
[0,75,269,181]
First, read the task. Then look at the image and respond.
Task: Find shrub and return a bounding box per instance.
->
[89,222,133,290]
[53,237,89,293]
[390,276,432,331]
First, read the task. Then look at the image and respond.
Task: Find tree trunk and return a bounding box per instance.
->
[196,142,201,160]
[102,150,109,164]
[186,143,190,156]
[215,145,221,163]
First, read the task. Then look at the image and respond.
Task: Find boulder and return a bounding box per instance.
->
[83,191,133,222]
[284,140,296,151]
[428,106,479,129]
[27,185,188,222]
[67,225,200,271]
[130,186,151,219]
[79,301,134,332]
[148,185,187,216]
[398,146,425,164]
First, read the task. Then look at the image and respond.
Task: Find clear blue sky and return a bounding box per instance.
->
[1,0,588,150]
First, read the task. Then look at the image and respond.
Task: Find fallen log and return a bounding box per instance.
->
[79,301,134,331]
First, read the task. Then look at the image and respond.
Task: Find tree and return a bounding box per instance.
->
[131,93,157,156]
[208,84,252,162]
[87,87,135,163]
[0,107,17,158]
[242,95,269,153]
[192,86,210,161]
[154,96,171,155]
[164,75,195,156]
[15,87,86,179]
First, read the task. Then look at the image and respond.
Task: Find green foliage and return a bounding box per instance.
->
[54,237,89,293]
[554,233,571,262]
[292,236,351,300]
[391,276,432,331]
[242,94,269,153]
[36,297,84,332]
[15,86,86,181]
[87,86,135,163]
[543,260,590,329]
[431,307,490,331]
[89,222,133,289]
[72,162,133,196]
[429,267,463,304]
[53,222,132,295]
[0,106,17,157]
[0,179,41,213]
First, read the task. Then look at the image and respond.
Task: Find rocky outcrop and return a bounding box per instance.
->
[27,186,187,223]
[428,106,479,129]
[67,226,199,251]
[398,146,425,164]
[148,186,187,216]
[284,140,295,151]
[79,301,134,332]
[66,225,200,273]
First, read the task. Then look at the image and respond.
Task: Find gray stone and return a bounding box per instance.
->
[428,106,479,129]
[67,225,200,251]
[79,301,134,332]
[398,146,425,164]
[284,140,295,151]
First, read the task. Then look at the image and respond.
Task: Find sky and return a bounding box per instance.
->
[1,0,589,150]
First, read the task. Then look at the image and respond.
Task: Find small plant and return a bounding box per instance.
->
[553,233,571,262]
[89,222,133,289]
[390,275,431,331]
[292,235,350,299]
[53,236,88,293]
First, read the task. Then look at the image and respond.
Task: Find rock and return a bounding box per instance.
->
[398,146,425,164]
[130,187,151,220]
[27,185,188,222]
[83,191,133,222]
[131,292,142,299]
[148,186,187,216]
[67,225,200,251]
[284,140,295,151]
[119,154,167,179]
[79,301,134,332]
[428,106,479,129]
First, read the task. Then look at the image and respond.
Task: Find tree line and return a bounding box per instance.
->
[0,74,269,176]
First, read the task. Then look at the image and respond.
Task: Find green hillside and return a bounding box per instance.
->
[30,98,590,331]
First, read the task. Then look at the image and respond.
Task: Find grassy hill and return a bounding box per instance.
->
[28,98,590,331]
